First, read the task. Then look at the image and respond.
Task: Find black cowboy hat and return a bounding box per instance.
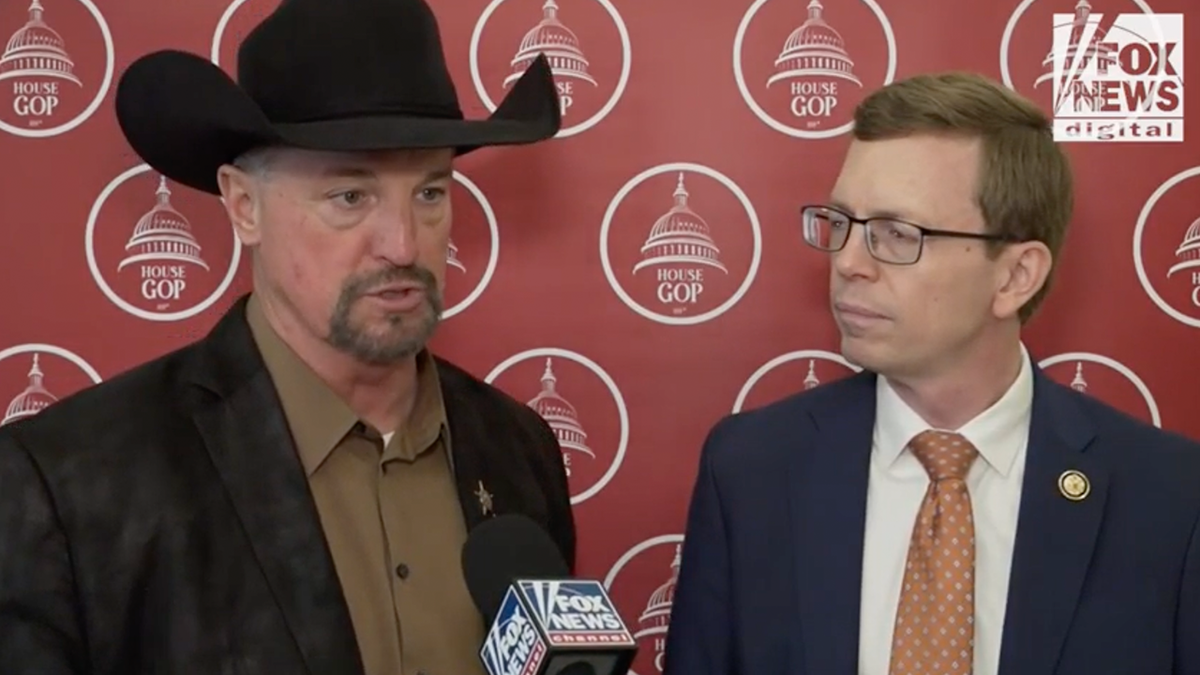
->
[114,0,560,196]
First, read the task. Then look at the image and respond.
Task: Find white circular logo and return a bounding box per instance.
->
[211,0,277,66]
[733,0,897,139]
[1133,165,1200,328]
[0,343,103,427]
[442,170,500,320]
[602,534,685,675]
[85,164,243,322]
[485,347,628,504]
[1039,351,1161,427]
[469,0,631,138]
[600,162,762,325]
[0,0,114,137]
[733,349,862,413]
[999,0,1157,95]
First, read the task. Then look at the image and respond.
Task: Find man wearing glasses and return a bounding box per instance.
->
[663,71,1200,675]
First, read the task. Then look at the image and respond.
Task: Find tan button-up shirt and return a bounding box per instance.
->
[246,295,485,675]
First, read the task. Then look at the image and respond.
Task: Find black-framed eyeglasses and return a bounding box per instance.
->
[800,204,1022,265]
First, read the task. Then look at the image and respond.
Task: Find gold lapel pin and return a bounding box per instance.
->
[475,480,494,516]
[1058,470,1090,501]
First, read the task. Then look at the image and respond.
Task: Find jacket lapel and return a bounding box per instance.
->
[435,357,577,580]
[790,372,876,675]
[436,361,507,530]
[997,369,1106,675]
[185,297,365,675]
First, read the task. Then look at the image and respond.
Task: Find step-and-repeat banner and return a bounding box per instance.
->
[0,0,1194,671]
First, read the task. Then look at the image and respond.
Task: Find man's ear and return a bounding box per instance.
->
[217,165,263,246]
[992,241,1053,320]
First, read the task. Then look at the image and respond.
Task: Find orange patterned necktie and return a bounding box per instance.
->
[888,430,979,675]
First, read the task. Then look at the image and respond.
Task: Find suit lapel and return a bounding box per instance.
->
[997,369,1107,675]
[437,361,507,530]
[790,372,876,675]
[185,297,364,675]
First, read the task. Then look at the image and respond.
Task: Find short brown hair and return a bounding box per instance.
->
[851,71,1074,323]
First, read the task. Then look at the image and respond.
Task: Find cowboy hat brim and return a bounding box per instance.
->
[114,49,562,195]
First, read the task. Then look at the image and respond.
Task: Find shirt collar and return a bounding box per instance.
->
[245,293,448,476]
[873,342,1034,477]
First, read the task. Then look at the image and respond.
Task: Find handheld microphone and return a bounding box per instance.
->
[462,514,638,675]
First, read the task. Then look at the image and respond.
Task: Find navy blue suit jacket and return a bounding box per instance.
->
[663,368,1200,675]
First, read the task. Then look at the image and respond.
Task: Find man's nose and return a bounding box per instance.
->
[832,226,878,279]
[374,204,420,266]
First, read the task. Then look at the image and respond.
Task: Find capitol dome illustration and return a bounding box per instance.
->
[1035,0,1117,91]
[119,176,209,272]
[1167,216,1200,278]
[447,239,466,273]
[768,0,861,88]
[638,544,681,628]
[3,353,57,426]
[1070,362,1088,392]
[633,173,727,275]
[0,0,81,86]
[505,0,596,89]
[804,360,820,390]
[527,358,594,474]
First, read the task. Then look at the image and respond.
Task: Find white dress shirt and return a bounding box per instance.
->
[857,344,1034,675]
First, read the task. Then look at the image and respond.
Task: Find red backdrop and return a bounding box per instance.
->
[0,1,1196,672]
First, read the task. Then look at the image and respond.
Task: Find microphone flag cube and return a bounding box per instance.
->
[480,579,638,675]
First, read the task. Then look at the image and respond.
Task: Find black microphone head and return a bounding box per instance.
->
[462,513,570,624]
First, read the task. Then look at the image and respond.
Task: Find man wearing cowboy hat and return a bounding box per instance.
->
[0,0,574,673]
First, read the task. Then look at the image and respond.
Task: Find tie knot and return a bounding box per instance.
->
[908,430,978,481]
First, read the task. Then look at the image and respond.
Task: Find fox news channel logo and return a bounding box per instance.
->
[1050,12,1183,142]
[517,580,637,646]
[480,586,549,675]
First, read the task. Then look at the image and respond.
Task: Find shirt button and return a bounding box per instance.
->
[396,563,410,579]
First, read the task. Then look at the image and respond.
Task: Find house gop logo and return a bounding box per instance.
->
[602,534,685,675]
[0,343,102,427]
[733,349,862,413]
[733,0,897,139]
[1039,351,1161,427]
[211,0,277,67]
[600,162,762,326]
[85,165,242,322]
[442,171,501,319]
[1133,165,1200,329]
[999,0,1181,142]
[485,348,628,504]
[470,0,631,138]
[0,0,113,137]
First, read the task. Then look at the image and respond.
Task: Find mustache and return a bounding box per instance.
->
[344,265,436,297]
